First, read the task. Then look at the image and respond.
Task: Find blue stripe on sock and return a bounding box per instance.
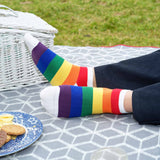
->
[69,86,82,117]
[37,49,56,74]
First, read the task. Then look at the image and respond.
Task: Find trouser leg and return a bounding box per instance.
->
[95,49,160,90]
[132,82,160,124]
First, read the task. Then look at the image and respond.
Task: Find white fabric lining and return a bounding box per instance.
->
[87,67,93,87]
[119,90,129,113]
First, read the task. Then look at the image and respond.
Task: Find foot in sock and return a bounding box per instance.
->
[40,85,129,117]
[24,33,93,87]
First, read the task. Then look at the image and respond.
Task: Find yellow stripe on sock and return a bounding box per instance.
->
[50,60,72,86]
[92,88,103,114]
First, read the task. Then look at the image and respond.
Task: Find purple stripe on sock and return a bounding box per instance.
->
[32,42,48,65]
[58,86,71,117]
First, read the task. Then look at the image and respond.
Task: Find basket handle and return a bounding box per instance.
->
[0,5,18,17]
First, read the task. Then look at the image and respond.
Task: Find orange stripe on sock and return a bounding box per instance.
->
[103,88,112,113]
[62,65,80,85]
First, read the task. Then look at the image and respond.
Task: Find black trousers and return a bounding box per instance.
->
[95,49,160,125]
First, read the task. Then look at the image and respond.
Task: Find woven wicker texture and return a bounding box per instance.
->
[0,6,58,91]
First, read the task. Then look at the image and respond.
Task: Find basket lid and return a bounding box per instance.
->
[0,7,58,34]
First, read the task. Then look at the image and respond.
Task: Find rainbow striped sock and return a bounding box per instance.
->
[40,85,129,118]
[24,33,93,86]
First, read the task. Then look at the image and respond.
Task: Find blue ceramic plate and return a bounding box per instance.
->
[0,112,43,157]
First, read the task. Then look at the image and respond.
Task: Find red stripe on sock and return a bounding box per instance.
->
[111,89,122,114]
[77,67,88,86]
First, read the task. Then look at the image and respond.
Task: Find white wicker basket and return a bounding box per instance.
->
[0,5,58,91]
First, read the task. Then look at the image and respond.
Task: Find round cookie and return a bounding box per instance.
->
[0,130,7,148]
[2,124,26,136]
[5,135,11,143]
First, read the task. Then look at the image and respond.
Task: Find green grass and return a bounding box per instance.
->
[1,0,160,47]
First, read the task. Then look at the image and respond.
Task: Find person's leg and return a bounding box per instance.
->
[41,83,160,125]
[24,33,93,87]
[132,82,160,125]
[24,33,160,90]
[40,85,132,117]
[95,49,160,90]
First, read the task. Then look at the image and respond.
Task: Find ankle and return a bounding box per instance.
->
[124,90,133,113]
[93,69,97,87]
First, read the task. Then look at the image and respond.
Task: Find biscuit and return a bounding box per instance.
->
[2,124,26,136]
[0,130,7,148]
[5,135,11,143]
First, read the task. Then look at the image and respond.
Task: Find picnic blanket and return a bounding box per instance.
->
[0,45,159,160]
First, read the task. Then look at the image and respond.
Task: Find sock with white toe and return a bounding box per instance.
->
[40,85,129,118]
[24,33,93,87]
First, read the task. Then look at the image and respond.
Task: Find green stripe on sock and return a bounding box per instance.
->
[81,87,93,116]
[43,55,64,82]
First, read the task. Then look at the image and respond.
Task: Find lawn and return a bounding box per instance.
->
[0,0,160,47]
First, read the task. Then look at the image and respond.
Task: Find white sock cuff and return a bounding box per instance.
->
[24,33,39,52]
[119,90,129,113]
[87,67,93,87]
[40,86,60,117]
